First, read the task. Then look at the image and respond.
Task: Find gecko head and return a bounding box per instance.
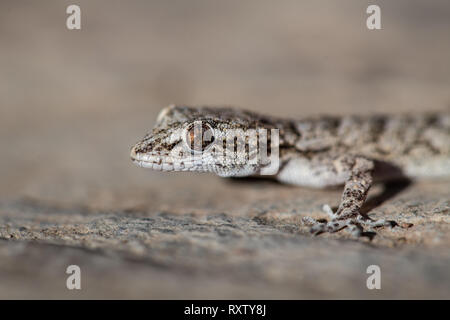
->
[131,105,277,176]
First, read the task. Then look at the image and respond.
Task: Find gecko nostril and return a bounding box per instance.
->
[130,146,138,160]
[130,146,145,160]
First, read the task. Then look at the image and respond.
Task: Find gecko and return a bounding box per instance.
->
[130,105,450,237]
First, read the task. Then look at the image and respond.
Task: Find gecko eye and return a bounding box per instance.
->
[185,121,215,152]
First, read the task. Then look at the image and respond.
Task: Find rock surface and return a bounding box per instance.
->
[0,1,449,299]
[0,179,449,299]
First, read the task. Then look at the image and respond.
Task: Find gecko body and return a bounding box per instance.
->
[131,105,450,236]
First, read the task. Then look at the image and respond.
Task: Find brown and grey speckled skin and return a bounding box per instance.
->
[131,105,450,236]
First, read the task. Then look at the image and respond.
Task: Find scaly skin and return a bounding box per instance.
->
[131,105,450,237]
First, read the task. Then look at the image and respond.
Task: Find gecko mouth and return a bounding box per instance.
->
[130,146,194,172]
[130,146,170,171]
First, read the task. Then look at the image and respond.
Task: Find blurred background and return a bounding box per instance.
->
[0,0,449,299]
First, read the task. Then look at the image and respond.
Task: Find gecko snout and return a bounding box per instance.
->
[131,145,149,162]
[130,145,139,161]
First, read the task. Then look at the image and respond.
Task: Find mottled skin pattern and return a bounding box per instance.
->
[131,105,450,237]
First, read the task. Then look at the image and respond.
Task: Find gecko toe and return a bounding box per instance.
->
[357,216,399,229]
[304,217,349,235]
[302,217,327,235]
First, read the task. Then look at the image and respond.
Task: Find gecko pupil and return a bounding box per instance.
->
[186,122,215,152]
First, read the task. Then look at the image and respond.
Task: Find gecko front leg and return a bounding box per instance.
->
[277,155,396,237]
[308,157,396,236]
